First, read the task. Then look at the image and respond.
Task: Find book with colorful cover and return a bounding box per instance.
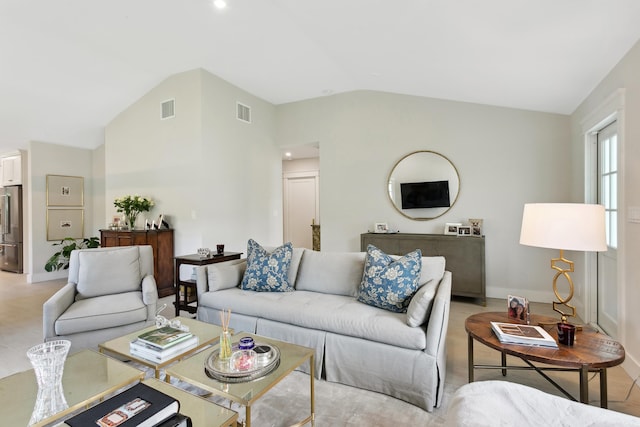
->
[136,326,193,350]
[491,321,558,348]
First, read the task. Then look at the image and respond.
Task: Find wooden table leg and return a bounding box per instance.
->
[468,334,474,382]
[579,365,589,404]
[600,368,608,408]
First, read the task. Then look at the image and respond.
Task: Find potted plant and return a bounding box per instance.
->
[44,237,100,272]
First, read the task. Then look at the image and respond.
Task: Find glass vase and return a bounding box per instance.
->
[219,330,232,360]
[27,340,71,426]
[127,213,139,230]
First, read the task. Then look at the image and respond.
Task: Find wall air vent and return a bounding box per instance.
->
[161,99,175,120]
[236,102,251,123]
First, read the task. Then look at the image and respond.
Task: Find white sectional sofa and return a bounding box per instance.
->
[195,247,452,411]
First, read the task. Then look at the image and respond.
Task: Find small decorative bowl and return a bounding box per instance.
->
[197,248,211,257]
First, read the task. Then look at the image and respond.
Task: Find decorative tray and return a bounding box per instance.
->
[204,341,280,383]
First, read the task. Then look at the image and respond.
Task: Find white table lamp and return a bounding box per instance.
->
[520,203,607,322]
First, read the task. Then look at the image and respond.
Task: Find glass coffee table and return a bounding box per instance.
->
[0,349,144,427]
[58,378,239,427]
[99,316,225,379]
[166,333,315,427]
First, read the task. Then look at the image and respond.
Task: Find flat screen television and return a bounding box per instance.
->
[400,180,450,209]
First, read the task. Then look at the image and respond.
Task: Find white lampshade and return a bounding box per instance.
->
[519,203,607,252]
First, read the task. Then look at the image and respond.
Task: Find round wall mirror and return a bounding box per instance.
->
[387,150,460,220]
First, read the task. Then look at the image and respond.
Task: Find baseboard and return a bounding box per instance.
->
[30,270,67,283]
[486,286,555,303]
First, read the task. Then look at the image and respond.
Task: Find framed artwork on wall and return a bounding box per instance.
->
[47,175,84,207]
[47,209,84,241]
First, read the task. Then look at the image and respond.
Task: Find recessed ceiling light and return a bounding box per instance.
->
[213,0,227,9]
[285,152,292,157]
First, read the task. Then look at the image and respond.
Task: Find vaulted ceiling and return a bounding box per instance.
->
[2,0,640,154]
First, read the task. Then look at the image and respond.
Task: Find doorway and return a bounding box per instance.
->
[282,145,320,249]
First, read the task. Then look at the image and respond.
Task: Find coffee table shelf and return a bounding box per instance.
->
[166,333,315,427]
[98,316,224,378]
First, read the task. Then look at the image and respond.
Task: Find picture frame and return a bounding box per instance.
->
[469,218,483,237]
[46,175,84,207]
[374,223,389,233]
[444,223,462,235]
[457,225,472,236]
[47,209,84,241]
[507,294,530,323]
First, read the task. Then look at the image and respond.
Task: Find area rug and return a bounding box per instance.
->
[162,368,450,426]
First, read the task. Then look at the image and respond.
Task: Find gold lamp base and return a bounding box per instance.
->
[551,249,576,323]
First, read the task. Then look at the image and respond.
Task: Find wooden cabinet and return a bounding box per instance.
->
[100,229,175,297]
[1,154,22,186]
[361,232,486,304]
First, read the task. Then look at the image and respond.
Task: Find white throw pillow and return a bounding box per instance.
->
[207,260,247,291]
[406,279,440,327]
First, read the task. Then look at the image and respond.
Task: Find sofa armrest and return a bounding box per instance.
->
[424,271,452,358]
[43,283,76,340]
[141,275,158,320]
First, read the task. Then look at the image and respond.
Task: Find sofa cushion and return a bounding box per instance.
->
[406,279,439,327]
[55,292,147,335]
[241,239,294,292]
[357,245,422,313]
[295,250,366,296]
[207,259,247,291]
[199,289,427,350]
[76,247,141,300]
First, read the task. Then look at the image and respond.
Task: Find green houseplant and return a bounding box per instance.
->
[114,195,154,230]
[44,237,100,272]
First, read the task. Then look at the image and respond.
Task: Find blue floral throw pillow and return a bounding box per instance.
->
[357,244,422,312]
[241,239,294,292]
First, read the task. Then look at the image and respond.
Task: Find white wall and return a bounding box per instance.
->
[276,90,572,303]
[106,69,281,271]
[571,39,640,377]
[28,141,97,282]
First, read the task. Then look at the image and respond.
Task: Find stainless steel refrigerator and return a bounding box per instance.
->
[0,185,23,273]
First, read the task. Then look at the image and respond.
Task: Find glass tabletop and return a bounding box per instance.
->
[98,317,224,371]
[166,333,314,406]
[0,349,144,427]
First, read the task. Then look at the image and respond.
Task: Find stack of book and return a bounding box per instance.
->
[491,321,558,348]
[130,326,198,363]
[66,383,192,427]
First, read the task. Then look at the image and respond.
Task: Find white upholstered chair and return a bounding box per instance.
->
[43,245,158,352]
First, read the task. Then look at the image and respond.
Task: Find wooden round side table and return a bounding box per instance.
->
[465,311,625,408]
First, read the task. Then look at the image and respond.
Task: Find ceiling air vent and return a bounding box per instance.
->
[236,102,251,123]
[161,99,175,120]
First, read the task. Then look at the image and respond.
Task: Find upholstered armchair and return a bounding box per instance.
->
[43,245,158,352]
